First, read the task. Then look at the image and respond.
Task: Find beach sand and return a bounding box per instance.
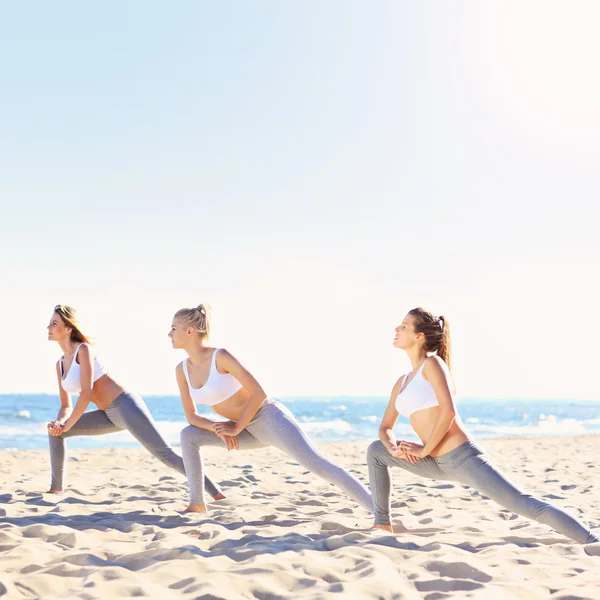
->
[1,436,599,599]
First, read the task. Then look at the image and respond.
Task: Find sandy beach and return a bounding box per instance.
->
[1,436,599,599]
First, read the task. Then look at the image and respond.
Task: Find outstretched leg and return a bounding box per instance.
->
[48,410,122,491]
[455,452,599,544]
[248,401,374,512]
[105,391,225,499]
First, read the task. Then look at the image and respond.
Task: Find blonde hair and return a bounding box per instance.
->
[174,303,211,339]
[54,305,92,344]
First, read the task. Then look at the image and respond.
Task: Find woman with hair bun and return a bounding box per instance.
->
[367,307,599,544]
[46,305,224,500]
[169,303,373,514]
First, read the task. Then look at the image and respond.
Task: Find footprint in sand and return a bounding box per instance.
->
[498,511,518,521]
[296,499,327,507]
[425,560,493,583]
[415,578,484,592]
[188,529,217,540]
[320,522,356,534]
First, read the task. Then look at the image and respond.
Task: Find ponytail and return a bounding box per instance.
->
[408,308,453,374]
[436,316,452,372]
[174,303,211,339]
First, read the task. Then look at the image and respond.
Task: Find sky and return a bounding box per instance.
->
[1,1,599,400]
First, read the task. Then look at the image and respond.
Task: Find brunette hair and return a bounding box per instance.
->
[408,307,452,372]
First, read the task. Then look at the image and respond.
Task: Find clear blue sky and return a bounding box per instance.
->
[1,1,599,399]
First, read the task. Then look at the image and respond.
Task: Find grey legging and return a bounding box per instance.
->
[181,399,373,511]
[49,391,221,498]
[367,439,599,544]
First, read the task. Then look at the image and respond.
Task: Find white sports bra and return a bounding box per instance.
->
[182,348,242,406]
[60,343,106,394]
[395,360,439,418]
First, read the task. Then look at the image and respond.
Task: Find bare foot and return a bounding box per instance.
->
[183,503,208,514]
[213,492,226,501]
[373,524,394,533]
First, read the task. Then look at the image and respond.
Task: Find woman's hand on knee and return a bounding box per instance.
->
[397,441,425,463]
[214,420,241,437]
[47,421,64,437]
[220,435,239,451]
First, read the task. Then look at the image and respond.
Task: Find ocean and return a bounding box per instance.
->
[1,394,600,451]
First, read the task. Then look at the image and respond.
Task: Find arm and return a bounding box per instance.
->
[419,356,457,457]
[378,377,404,453]
[61,344,95,433]
[176,363,218,431]
[54,361,72,422]
[48,362,72,435]
[213,349,267,434]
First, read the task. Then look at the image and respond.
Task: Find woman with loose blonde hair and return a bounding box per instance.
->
[46,304,224,500]
[169,303,373,514]
[367,307,599,544]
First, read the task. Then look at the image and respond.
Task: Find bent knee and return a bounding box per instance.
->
[367,440,386,462]
[180,425,200,446]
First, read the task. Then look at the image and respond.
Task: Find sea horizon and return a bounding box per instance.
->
[2,394,600,451]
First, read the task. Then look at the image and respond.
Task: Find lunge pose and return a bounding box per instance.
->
[46,304,224,500]
[367,307,599,544]
[169,303,373,514]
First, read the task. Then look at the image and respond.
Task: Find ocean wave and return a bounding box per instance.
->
[468,420,589,436]
[301,420,353,432]
[0,410,32,420]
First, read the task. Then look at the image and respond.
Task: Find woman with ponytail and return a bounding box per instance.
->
[169,303,373,514]
[46,305,224,501]
[367,307,599,544]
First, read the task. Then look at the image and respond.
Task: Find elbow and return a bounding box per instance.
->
[252,389,267,403]
[442,409,456,423]
[184,410,197,425]
[79,389,93,403]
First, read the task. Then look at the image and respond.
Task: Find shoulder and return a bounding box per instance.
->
[392,374,408,394]
[175,361,189,387]
[422,355,450,379]
[214,348,236,363]
[214,348,234,369]
[77,343,91,357]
